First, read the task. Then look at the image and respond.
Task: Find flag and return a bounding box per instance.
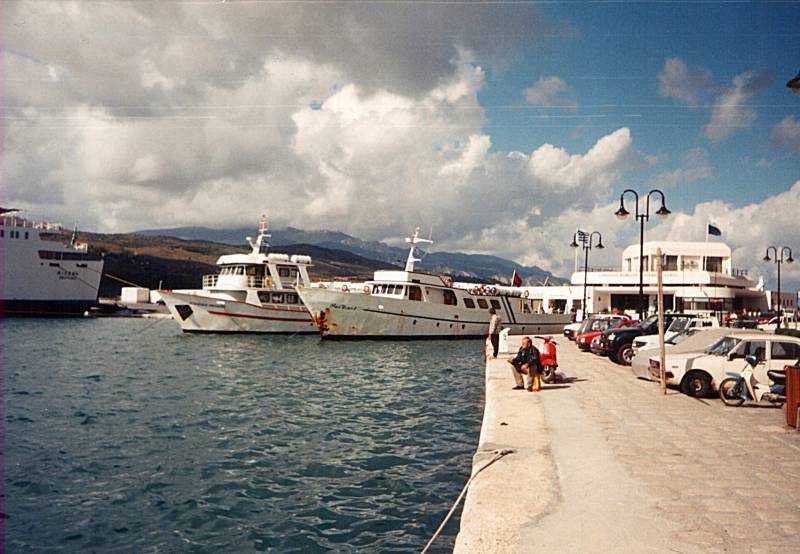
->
[707,223,722,237]
[511,270,523,287]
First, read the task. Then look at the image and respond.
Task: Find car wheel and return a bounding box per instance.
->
[615,343,634,366]
[681,371,711,397]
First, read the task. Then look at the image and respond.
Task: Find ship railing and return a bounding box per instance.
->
[202,274,219,288]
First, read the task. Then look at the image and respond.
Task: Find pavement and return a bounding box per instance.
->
[454,335,800,554]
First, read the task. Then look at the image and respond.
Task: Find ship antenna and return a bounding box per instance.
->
[70,221,78,247]
[249,214,272,254]
[404,226,434,272]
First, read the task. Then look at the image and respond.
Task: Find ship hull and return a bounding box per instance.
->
[297,286,572,339]
[160,291,317,334]
[1,299,98,317]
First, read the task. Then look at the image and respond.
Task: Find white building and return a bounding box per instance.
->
[524,241,768,317]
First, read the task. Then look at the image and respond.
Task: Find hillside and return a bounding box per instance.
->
[136,225,567,285]
[81,232,396,297]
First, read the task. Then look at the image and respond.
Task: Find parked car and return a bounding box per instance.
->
[632,316,719,355]
[732,319,758,329]
[630,327,747,380]
[758,315,800,333]
[577,318,637,352]
[563,321,583,341]
[597,313,687,366]
[648,332,800,397]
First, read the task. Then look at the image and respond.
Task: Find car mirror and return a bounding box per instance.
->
[744,354,758,367]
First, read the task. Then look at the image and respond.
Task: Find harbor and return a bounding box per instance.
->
[4,1,800,552]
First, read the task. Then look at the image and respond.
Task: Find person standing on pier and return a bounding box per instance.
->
[488,308,503,358]
[508,336,541,391]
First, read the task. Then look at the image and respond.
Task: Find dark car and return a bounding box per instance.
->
[732,319,758,329]
[597,313,688,366]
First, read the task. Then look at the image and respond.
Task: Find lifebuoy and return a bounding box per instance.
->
[522,290,530,298]
[470,287,480,295]
[341,284,349,292]
[363,284,371,294]
[489,286,497,296]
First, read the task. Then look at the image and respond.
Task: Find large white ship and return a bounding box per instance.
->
[159,217,317,334]
[296,229,572,339]
[1,209,105,316]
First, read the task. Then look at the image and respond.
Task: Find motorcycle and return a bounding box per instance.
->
[718,354,786,407]
[536,336,559,383]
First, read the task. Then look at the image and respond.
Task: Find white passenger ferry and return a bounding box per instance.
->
[296,229,572,339]
[159,218,316,334]
[1,209,105,316]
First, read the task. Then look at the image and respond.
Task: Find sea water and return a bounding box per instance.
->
[3,318,484,552]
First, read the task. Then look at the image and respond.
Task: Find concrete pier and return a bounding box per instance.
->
[454,335,800,553]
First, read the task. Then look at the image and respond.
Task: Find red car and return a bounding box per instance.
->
[576,319,638,352]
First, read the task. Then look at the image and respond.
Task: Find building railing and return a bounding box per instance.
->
[584,267,750,278]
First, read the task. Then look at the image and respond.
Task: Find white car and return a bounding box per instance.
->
[630,327,730,380]
[632,316,719,355]
[649,332,800,397]
[563,321,582,341]
[758,315,800,333]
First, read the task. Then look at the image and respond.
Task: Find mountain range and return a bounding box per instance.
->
[135,225,566,285]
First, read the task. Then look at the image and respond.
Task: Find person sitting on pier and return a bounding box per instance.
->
[488,308,503,358]
[508,336,541,392]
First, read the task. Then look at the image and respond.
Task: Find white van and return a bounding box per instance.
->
[649,332,800,397]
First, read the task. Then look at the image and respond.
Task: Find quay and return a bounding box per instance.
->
[454,335,800,553]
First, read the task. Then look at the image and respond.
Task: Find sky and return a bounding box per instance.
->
[2,0,799,288]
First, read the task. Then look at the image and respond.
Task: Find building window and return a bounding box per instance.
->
[705,257,723,273]
[664,255,678,271]
[463,298,476,309]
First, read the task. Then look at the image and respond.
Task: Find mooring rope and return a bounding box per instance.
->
[420,448,515,554]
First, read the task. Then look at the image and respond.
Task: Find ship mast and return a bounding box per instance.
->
[247,214,272,254]
[404,227,433,272]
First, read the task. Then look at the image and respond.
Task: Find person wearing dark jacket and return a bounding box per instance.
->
[508,336,541,391]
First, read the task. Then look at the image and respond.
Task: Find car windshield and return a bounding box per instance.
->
[637,314,659,329]
[667,318,692,333]
[667,328,699,345]
[705,336,740,356]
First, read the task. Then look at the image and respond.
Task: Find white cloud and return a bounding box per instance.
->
[772,116,800,152]
[657,57,714,106]
[704,69,772,142]
[523,76,576,107]
[526,128,632,190]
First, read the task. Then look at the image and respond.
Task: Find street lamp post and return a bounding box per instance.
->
[570,230,604,320]
[763,246,794,329]
[614,189,671,320]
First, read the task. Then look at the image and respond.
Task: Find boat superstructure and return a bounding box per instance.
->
[159,217,316,333]
[1,209,105,316]
[297,229,572,339]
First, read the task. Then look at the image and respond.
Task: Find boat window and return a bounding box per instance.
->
[477,299,488,309]
[0,230,4,237]
[24,232,29,239]
[772,341,800,360]
[394,286,404,296]
[463,298,476,309]
[285,293,299,304]
[490,299,501,310]
[730,340,766,361]
[408,286,422,301]
[271,292,284,304]
[387,284,395,295]
[278,265,299,278]
[443,290,457,306]
[257,291,270,303]
[521,301,531,314]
